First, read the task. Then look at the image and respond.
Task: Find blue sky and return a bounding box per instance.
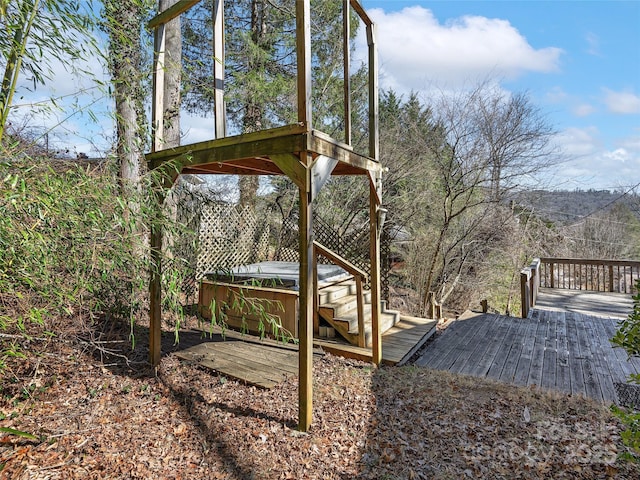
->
[11,0,639,191]
[360,0,640,190]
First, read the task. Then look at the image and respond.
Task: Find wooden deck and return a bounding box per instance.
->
[173,328,323,389]
[316,315,438,366]
[535,287,633,319]
[415,308,640,404]
[173,315,438,388]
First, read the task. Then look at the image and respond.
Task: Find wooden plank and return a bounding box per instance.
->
[342,0,351,145]
[585,315,619,403]
[526,310,551,387]
[296,0,311,126]
[565,312,586,398]
[298,155,314,432]
[176,351,285,389]
[146,124,307,165]
[511,314,540,385]
[369,175,382,364]
[599,317,636,379]
[488,316,529,382]
[213,0,225,138]
[458,315,506,377]
[448,316,499,374]
[541,311,558,390]
[575,313,603,401]
[205,343,300,375]
[432,316,492,372]
[554,311,571,394]
[177,343,298,380]
[148,0,200,29]
[466,316,515,377]
[415,314,489,369]
[387,321,437,366]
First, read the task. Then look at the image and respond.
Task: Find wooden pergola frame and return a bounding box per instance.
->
[146,0,382,432]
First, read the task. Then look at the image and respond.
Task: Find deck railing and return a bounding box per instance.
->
[520,257,640,318]
[313,241,369,347]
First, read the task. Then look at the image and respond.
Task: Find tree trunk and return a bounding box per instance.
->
[105,1,145,193]
[159,0,181,149]
[238,0,266,211]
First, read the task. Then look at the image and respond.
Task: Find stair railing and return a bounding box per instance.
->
[313,241,369,347]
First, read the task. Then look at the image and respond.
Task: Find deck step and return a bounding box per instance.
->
[318,298,401,348]
[317,280,363,304]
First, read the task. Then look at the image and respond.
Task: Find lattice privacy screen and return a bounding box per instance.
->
[196,203,269,279]
[615,382,640,409]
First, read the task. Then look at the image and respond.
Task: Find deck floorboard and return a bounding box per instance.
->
[415,290,638,405]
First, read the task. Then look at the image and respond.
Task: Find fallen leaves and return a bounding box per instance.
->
[1,336,639,479]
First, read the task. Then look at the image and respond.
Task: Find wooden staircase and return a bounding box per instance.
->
[317,279,401,348]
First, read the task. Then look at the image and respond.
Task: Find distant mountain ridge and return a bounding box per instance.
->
[513,189,640,225]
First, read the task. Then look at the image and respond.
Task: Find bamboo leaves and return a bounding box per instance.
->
[0,0,98,142]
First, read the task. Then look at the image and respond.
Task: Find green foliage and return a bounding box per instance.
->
[612,280,640,382]
[0,0,98,141]
[0,157,143,333]
[204,275,295,344]
[0,153,193,366]
[0,426,37,440]
[611,405,640,462]
[610,280,640,461]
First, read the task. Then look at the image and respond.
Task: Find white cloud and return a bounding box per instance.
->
[552,127,640,189]
[545,86,568,104]
[572,103,596,117]
[366,6,563,92]
[603,88,640,114]
[556,126,600,157]
[603,148,630,163]
[585,32,601,56]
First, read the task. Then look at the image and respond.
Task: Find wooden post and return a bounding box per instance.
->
[356,275,365,348]
[550,262,555,289]
[520,271,530,318]
[366,22,379,160]
[609,265,614,292]
[149,217,162,366]
[427,291,435,319]
[298,153,313,432]
[480,299,488,313]
[149,19,166,366]
[212,0,226,138]
[369,174,382,365]
[342,0,351,146]
[296,0,312,128]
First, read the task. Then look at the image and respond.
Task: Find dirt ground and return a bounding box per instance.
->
[1,319,640,479]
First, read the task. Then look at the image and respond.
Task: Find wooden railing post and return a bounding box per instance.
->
[520,270,530,318]
[550,262,555,289]
[355,276,365,347]
[609,265,614,292]
[427,291,435,319]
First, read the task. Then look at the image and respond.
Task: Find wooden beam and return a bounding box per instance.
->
[343,0,351,146]
[149,194,164,366]
[151,24,166,153]
[146,123,307,165]
[213,0,226,138]
[350,0,373,27]
[298,151,314,432]
[148,0,200,29]
[271,153,307,190]
[369,171,382,365]
[367,22,379,160]
[296,0,312,127]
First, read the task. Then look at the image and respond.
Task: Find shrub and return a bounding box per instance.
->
[0,156,150,365]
